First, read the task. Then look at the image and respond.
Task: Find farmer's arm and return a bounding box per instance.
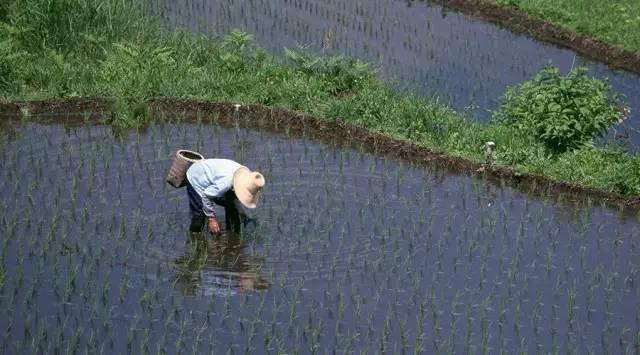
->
[202,184,224,233]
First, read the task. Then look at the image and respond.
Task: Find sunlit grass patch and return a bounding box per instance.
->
[491,0,640,52]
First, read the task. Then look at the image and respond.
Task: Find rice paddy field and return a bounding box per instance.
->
[147,0,640,150]
[0,111,638,353]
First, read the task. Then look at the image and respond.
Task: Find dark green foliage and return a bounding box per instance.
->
[0,24,26,92]
[285,48,374,95]
[494,67,625,152]
[0,2,7,21]
[612,155,640,195]
[215,30,267,73]
[107,98,150,128]
[98,42,178,97]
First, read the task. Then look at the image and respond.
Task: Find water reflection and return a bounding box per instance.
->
[2,119,638,353]
[172,232,270,296]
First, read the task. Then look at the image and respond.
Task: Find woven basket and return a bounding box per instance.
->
[166,149,204,188]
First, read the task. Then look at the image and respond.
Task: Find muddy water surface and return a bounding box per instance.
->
[0,114,638,353]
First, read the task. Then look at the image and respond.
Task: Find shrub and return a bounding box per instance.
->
[493,66,626,153]
[215,30,267,73]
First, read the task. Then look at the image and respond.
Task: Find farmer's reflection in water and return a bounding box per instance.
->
[174,158,268,295]
[172,232,269,296]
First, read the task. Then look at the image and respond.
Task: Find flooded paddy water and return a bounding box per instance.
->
[0,111,638,353]
[148,0,640,149]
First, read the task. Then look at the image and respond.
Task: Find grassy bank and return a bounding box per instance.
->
[490,0,640,53]
[1,0,639,195]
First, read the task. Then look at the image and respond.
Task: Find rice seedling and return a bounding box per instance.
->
[0,102,638,353]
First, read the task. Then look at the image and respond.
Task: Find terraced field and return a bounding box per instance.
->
[0,111,637,353]
[150,0,640,148]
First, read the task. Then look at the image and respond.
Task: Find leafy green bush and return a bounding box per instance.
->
[493,67,625,153]
[215,30,267,73]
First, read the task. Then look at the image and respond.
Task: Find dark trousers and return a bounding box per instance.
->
[187,181,242,233]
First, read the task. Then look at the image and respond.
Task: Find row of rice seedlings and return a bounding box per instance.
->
[1,117,639,352]
[0,121,516,352]
[211,119,638,352]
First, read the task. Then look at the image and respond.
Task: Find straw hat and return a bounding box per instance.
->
[233,167,265,209]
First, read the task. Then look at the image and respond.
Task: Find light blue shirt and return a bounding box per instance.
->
[186,159,244,217]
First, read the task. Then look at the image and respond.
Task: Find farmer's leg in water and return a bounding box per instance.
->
[186,181,205,233]
[212,190,243,233]
[226,191,258,232]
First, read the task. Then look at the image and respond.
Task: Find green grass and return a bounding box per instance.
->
[1,0,639,195]
[490,0,640,53]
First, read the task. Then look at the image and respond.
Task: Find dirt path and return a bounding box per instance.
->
[434,0,640,75]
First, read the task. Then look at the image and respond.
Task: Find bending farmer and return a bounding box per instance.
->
[185,159,265,234]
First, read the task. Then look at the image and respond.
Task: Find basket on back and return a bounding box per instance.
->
[166,149,204,188]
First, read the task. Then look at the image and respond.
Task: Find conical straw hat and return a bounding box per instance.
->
[233,167,265,209]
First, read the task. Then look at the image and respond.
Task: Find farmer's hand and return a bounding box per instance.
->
[207,217,221,234]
